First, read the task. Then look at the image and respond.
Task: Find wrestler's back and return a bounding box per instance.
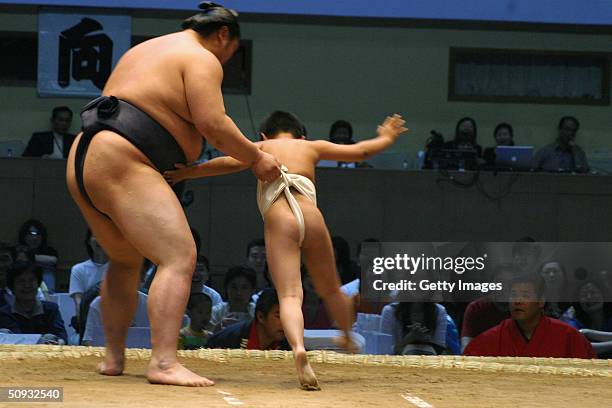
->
[102,31,209,162]
[259,139,319,182]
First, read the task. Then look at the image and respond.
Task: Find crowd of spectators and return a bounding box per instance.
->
[0,107,607,358]
[6,106,594,175]
[0,218,610,360]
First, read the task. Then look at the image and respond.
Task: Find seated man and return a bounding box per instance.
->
[22,106,76,159]
[0,262,67,344]
[206,288,288,350]
[245,239,270,291]
[179,293,213,350]
[533,116,589,173]
[69,230,109,331]
[464,276,596,358]
[192,255,222,306]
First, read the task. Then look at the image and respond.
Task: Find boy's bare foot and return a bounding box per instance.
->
[146,358,214,387]
[295,349,320,391]
[334,333,360,354]
[97,347,125,376]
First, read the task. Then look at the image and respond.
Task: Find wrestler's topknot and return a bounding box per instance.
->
[182,2,240,39]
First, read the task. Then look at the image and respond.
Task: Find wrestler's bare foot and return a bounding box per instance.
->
[146,358,214,387]
[98,348,124,376]
[295,349,320,391]
[334,333,360,354]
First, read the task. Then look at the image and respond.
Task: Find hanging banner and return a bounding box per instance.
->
[37,8,131,97]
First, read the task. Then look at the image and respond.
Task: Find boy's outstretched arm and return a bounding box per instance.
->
[313,114,407,162]
[164,155,251,185]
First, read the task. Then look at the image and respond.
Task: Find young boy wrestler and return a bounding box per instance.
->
[165,112,407,390]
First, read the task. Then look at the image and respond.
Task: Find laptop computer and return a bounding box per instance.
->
[495,146,534,171]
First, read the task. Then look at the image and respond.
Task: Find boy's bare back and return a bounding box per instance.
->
[258,139,321,182]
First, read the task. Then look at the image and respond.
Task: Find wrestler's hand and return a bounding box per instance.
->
[377,114,408,142]
[251,151,281,182]
[163,163,190,186]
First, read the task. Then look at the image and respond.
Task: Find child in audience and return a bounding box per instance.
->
[179,293,213,350]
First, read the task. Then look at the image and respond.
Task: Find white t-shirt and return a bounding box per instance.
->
[83,291,149,343]
[69,259,108,297]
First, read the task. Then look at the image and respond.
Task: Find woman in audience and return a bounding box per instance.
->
[17,219,58,293]
[210,265,256,332]
[483,122,515,166]
[539,260,570,319]
[562,280,612,332]
[0,262,67,344]
[443,117,483,157]
[381,299,449,355]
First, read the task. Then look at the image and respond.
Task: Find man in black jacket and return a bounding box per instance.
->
[22,106,75,159]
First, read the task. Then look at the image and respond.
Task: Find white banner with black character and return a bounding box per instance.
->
[37,8,131,97]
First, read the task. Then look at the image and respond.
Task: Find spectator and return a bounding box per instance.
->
[0,243,14,307]
[206,288,289,350]
[533,116,589,173]
[211,266,256,331]
[0,262,67,344]
[380,301,449,355]
[245,239,270,290]
[69,230,109,331]
[483,122,515,166]
[512,239,542,275]
[443,117,483,156]
[561,280,612,332]
[179,293,213,350]
[22,106,76,159]
[329,120,354,145]
[4,244,48,303]
[539,261,570,319]
[191,255,223,306]
[82,291,149,346]
[464,276,595,358]
[18,219,58,293]
[328,120,361,168]
[332,236,359,285]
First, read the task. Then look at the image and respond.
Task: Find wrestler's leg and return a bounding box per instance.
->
[67,132,212,387]
[67,134,142,375]
[264,198,319,390]
[299,198,357,353]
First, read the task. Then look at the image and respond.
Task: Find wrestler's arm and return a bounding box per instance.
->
[164,157,249,184]
[164,143,263,184]
[183,54,260,163]
[312,114,407,162]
